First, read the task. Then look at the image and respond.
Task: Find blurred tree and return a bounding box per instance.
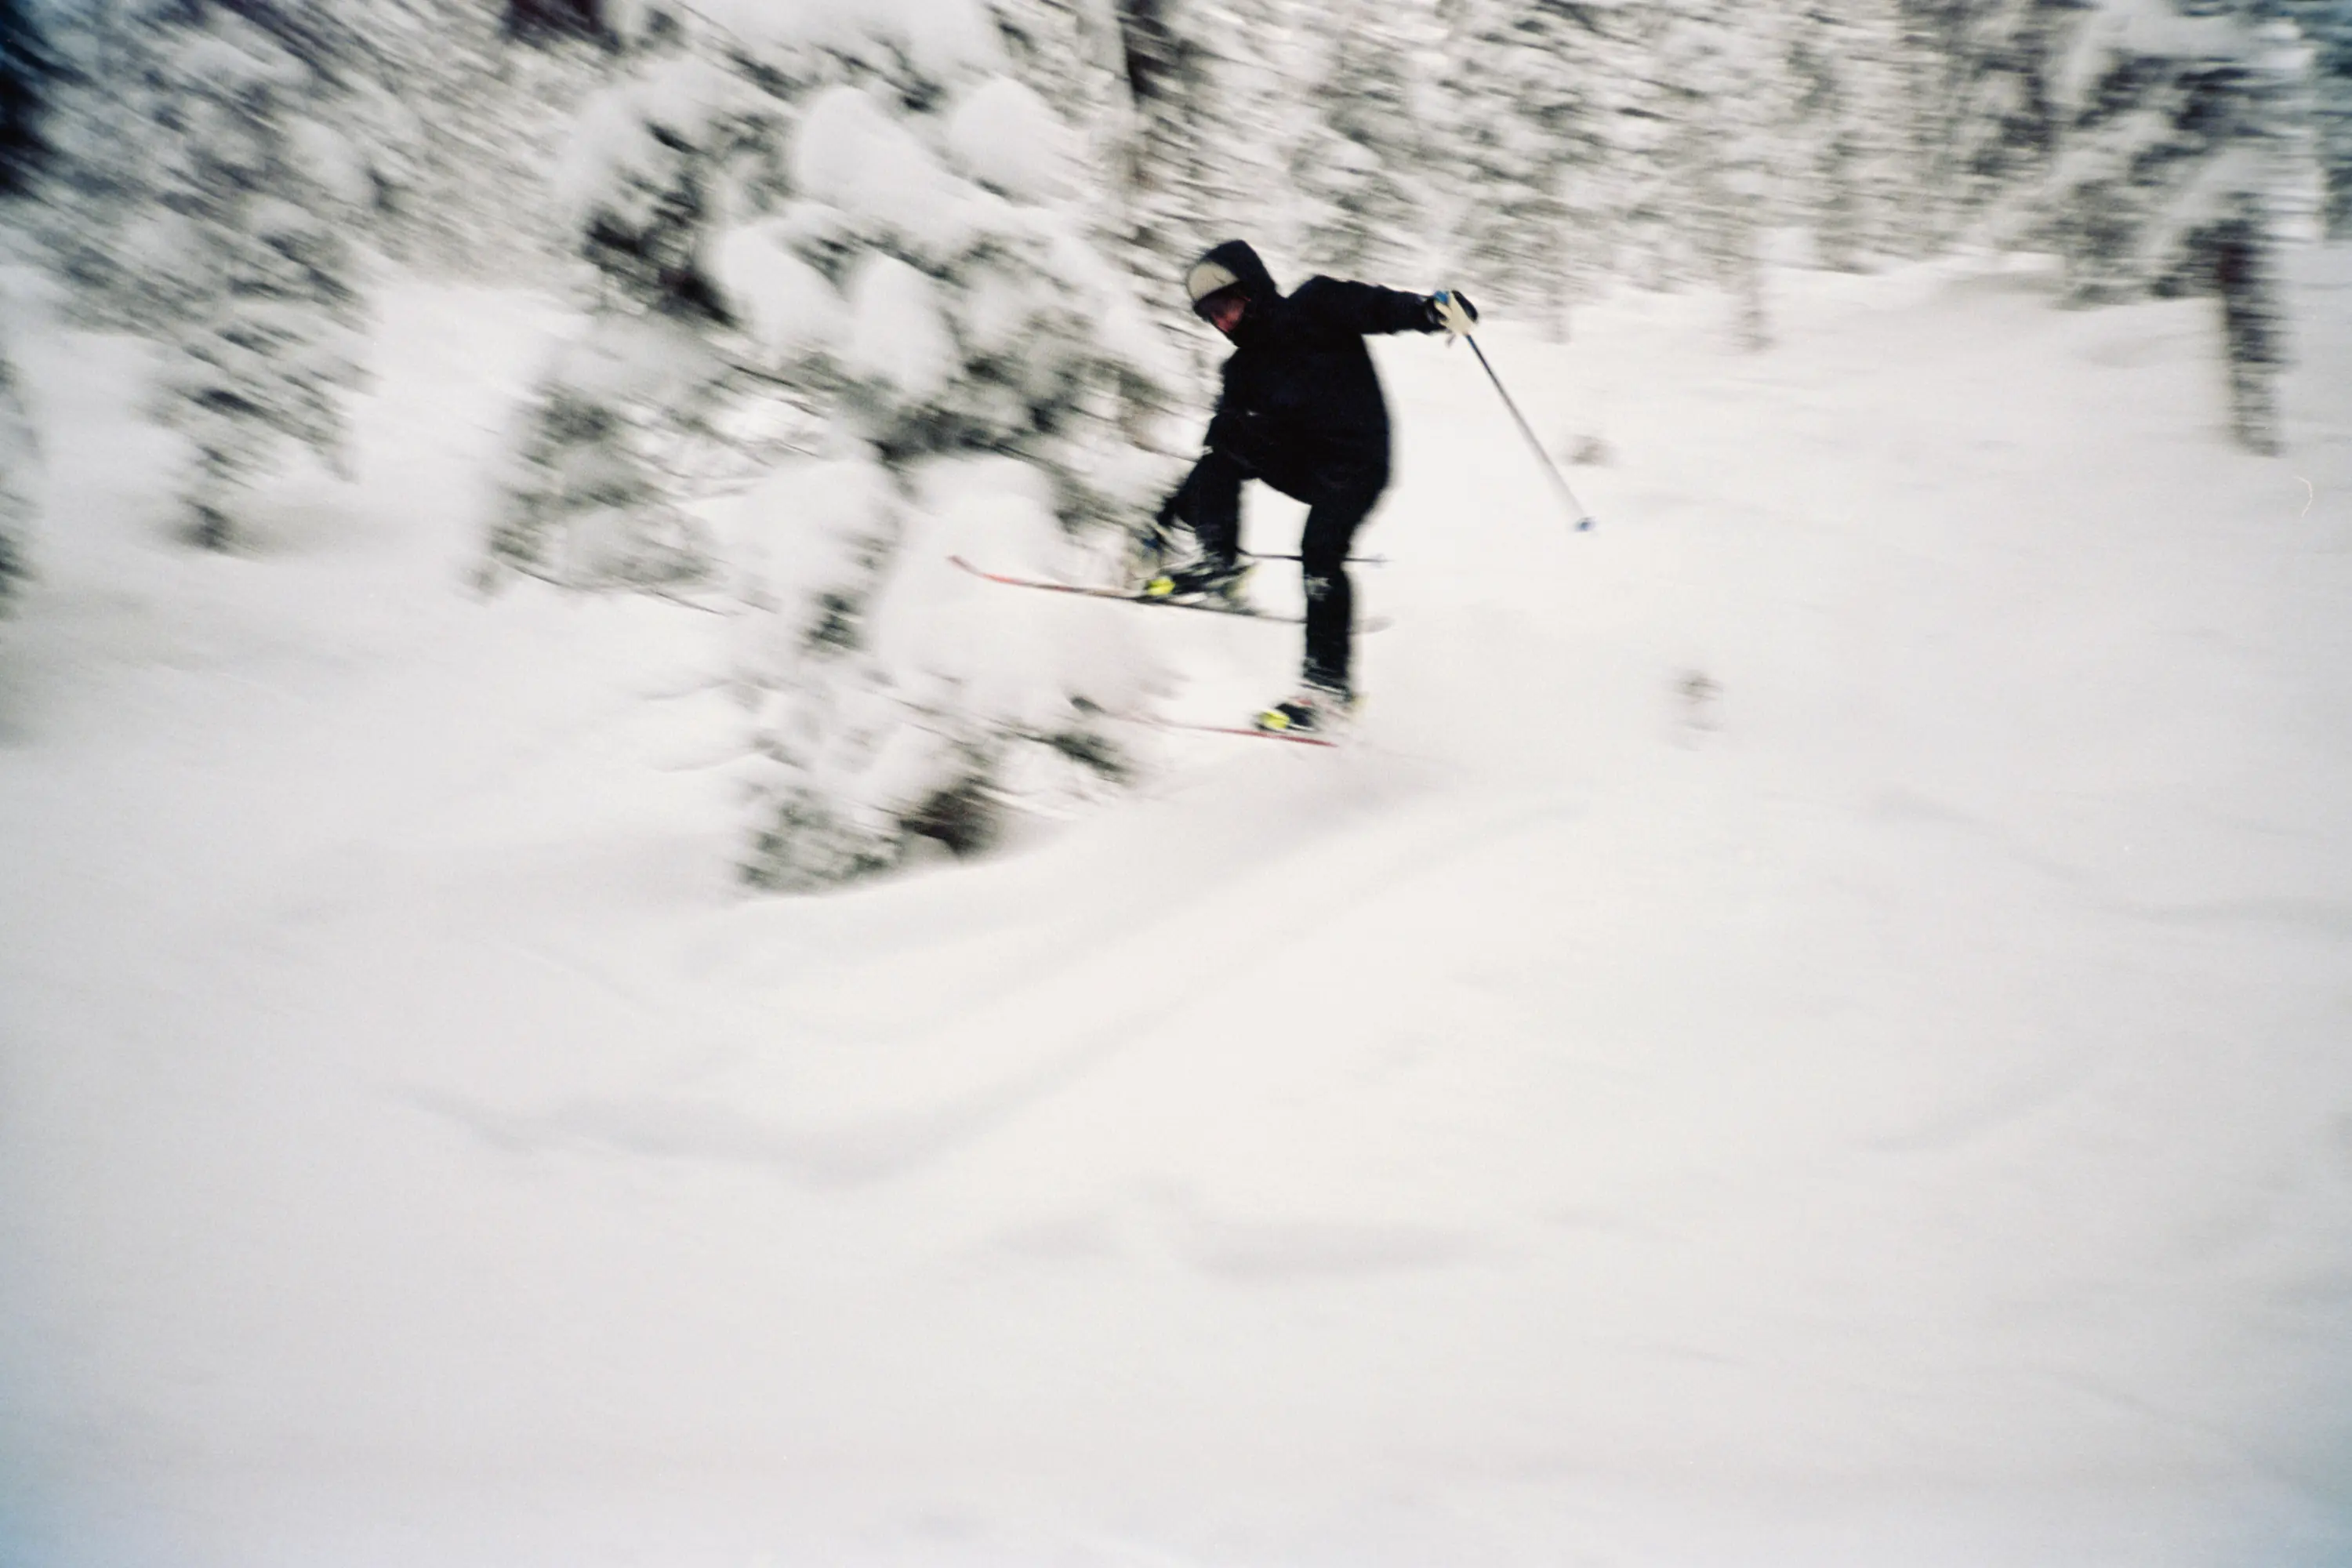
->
[0,313,33,609]
[1288,0,1424,279]
[38,0,368,321]
[1784,0,1927,268]
[42,0,593,310]
[16,2,390,538]
[0,0,57,194]
[482,44,750,587]
[994,0,1189,443]
[2277,0,2352,235]
[14,0,601,553]
[132,4,370,547]
[1200,0,1319,257]
[1431,0,1791,345]
[2207,194,2281,448]
[2034,2,2282,294]
[1110,0,1218,266]
[1434,0,1607,337]
[2031,0,2298,448]
[994,0,1123,144]
[1901,0,2073,241]
[367,0,607,282]
[1635,0,1788,348]
[506,0,607,44]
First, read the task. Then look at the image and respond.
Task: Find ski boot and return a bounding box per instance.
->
[1255,682,1354,738]
[1143,554,1251,609]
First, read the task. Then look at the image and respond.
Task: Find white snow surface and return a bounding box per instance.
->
[5,255,2352,1566]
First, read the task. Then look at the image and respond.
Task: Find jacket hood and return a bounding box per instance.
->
[1185,239,1280,308]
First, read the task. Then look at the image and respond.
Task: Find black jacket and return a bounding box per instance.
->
[1192,240,1436,491]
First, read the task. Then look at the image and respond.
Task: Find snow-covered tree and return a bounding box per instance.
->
[492,0,1184,890]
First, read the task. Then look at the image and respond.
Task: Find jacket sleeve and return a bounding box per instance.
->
[1290,276,1436,337]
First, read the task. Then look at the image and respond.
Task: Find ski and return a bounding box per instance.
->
[949,556,1388,630]
[950,554,1301,622]
[1156,717,1344,749]
[1106,707,1351,749]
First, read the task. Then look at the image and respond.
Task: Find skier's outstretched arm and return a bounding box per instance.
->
[1293,278,1478,338]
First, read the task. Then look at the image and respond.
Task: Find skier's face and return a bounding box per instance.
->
[1203,290,1248,339]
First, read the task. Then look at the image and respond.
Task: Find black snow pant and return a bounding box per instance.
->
[1173,446,1386,695]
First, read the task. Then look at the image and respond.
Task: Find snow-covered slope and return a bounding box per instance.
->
[3,254,2350,1566]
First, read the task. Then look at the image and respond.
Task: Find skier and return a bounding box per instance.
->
[1149,239,1478,735]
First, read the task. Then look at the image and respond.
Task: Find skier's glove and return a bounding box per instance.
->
[1427,289,1479,337]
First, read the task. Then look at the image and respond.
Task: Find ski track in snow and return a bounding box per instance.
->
[3,258,2352,1566]
[409,789,1584,1189]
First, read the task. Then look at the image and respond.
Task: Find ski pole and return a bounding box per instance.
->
[1465,335,1595,532]
[1242,550,1388,566]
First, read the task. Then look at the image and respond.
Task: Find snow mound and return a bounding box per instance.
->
[554,56,746,234]
[841,254,955,403]
[790,84,975,262]
[725,453,890,651]
[946,78,1076,202]
[711,222,844,363]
